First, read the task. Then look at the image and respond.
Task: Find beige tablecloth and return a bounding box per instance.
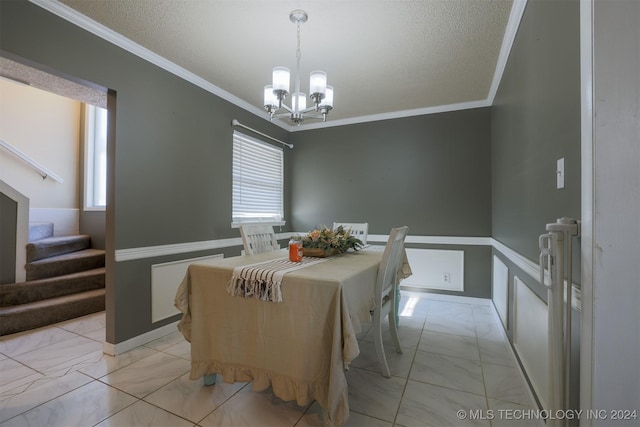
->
[174,248,390,427]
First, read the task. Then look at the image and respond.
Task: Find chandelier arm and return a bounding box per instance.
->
[297,112,325,120]
[279,104,294,114]
[271,112,292,120]
[298,106,318,115]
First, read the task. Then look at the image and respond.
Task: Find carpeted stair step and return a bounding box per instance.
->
[28,222,54,242]
[0,288,105,336]
[26,249,105,281]
[26,234,92,262]
[0,268,105,306]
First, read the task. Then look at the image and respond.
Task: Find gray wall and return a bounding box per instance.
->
[289,109,493,298]
[1,0,290,343]
[491,0,581,303]
[79,211,105,250]
[491,0,581,412]
[492,0,581,261]
[0,192,18,284]
[289,109,492,235]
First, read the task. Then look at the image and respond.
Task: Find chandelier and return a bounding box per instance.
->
[263,10,333,125]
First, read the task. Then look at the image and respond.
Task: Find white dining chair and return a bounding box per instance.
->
[239,224,280,255]
[372,226,409,378]
[332,222,368,245]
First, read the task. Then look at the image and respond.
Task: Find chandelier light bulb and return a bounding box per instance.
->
[293,92,307,112]
[319,85,334,108]
[264,85,278,108]
[309,71,327,96]
[272,67,290,92]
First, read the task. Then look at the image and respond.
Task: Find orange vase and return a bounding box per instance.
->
[289,240,302,262]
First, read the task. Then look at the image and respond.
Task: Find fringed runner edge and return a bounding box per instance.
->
[226,256,333,303]
[227,276,283,303]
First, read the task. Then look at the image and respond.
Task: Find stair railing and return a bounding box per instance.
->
[0,138,64,183]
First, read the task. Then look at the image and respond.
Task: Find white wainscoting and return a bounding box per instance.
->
[151,254,223,323]
[402,248,464,292]
[513,275,548,409]
[492,255,509,328]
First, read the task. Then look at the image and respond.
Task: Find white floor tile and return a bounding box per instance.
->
[345,367,405,422]
[0,371,92,423]
[0,357,40,389]
[94,399,195,427]
[198,386,307,427]
[350,340,414,378]
[424,315,477,337]
[410,351,485,396]
[57,312,106,335]
[101,352,191,398]
[0,380,136,427]
[78,345,158,379]
[0,327,79,358]
[144,373,246,423]
[487,398,546,427]
[396,380,490,427]
[0,294,540,427]
[418,330,480,361]
[11,335,103,376]
[482,363,535,407]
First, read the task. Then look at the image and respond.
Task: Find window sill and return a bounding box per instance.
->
[231,220,286,229]
[83,206,106,212]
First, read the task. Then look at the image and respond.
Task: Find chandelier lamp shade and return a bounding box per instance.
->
[263,10,334,125]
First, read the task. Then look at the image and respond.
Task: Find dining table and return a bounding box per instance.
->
[174,245,411,427]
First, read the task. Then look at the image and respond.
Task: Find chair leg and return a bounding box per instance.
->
[389,288,403,353]
[373,311,391,378]
[388,309,403,354]
[395,285,401,325]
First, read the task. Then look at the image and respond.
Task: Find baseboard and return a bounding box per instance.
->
[103,320,179,356]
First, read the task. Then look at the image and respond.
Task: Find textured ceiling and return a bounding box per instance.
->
[0,57,107,108]
[13,0,518,130]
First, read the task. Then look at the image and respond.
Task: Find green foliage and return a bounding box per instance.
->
[301,225,364,254]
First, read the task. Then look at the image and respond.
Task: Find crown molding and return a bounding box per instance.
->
[487,0,528,104]
[29,0,527,133]
[290,99,492,131]
[28,0,290,131]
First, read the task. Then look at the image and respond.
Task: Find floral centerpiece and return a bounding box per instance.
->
[301,225,364,257]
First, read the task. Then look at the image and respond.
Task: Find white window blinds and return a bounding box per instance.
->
[232,131,284,225]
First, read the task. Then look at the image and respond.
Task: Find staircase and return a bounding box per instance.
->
[0,222,106,336]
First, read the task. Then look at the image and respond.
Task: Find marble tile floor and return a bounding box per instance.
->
[0,291,543,427]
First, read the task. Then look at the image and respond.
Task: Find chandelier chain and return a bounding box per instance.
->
[295,22,302,113]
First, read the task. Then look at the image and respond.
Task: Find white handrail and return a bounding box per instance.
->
[0,138,64,183]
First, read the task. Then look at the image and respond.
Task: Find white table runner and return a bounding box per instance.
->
[227,256,331,302]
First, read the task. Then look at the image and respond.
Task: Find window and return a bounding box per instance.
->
[232,131,284,226]
[84,104,107,209]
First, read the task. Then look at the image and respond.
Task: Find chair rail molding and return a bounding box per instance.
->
[113,232,580,311]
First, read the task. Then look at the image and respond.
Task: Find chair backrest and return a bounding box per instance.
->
[239,224,279,255]
[332,222,368,245]
[375,226,409,305]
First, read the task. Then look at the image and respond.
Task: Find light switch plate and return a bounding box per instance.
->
[557,158,565,189]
